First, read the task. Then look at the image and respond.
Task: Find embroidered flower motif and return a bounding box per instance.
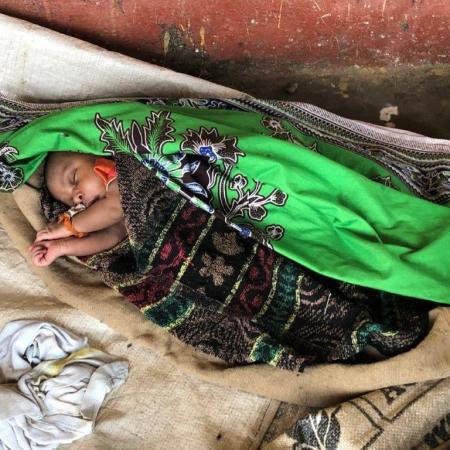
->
[95,111,176,157]
[130,111,176,155]
[265,224,284,241]
[261,117,295,142]
[138,98,168,106]
[261,116,319,153]
[248,204,267,221]
[228,177,288,223]
[232,223,285,247]
[181,127,244,165]
[95,114,131,155]
[372,175,394,188]
[269,189,288,206]
[199,254,234,286]
[96,112,210,198]
[237,225,252,238]
[0,162,23,191]
[142,152,185,180]
[212,232,244,255]
[0,144,22,192]
[230,174,248,191]
[0,144,19,161]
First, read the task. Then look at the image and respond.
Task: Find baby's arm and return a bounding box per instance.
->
[30,221,127,267]
[71,183,123,233]
[35,182,123,242]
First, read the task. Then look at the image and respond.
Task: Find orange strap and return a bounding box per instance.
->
[58,212,88,239]
[94,157,117,190]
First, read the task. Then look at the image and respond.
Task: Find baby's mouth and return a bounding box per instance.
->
[85,195,99,208]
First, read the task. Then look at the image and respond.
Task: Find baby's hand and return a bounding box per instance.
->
[29,239,66,267]
[35,222,71,243]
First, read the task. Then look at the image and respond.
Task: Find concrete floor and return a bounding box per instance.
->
[214,63,450,139]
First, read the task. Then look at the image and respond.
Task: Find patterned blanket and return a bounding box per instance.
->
[43,153,430,371]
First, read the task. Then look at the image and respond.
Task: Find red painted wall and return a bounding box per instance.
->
[0,0,448,68]
[1,1,449,138]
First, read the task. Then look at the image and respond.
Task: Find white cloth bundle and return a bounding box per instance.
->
[0,320,128,450]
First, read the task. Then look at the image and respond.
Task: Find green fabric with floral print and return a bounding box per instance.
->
[0,101,449,303]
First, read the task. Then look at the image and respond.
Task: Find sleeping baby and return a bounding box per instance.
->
[29,152,127,266]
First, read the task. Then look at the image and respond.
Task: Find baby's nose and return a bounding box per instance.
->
[73,190,83,205]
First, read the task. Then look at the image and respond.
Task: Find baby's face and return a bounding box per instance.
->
[47,153,106,207]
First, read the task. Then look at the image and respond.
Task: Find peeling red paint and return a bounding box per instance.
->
[0,0,448,66]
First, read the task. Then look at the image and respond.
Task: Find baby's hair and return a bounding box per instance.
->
[44,151,68,183]
[41,152,68,222]
[44,151,88,180]
[43,151,55,182]
[44,151,80,196]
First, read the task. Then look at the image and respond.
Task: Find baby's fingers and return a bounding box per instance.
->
[35,232,49,243]
[34,252,52,267]
[30,247,44,258]
[30,241,43,251]
[31,248,50,266]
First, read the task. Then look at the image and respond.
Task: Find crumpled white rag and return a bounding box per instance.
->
[0,320,128,450]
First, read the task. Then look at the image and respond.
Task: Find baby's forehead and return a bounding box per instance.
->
[45,156,72,204]
[47,152,86,173]
[45,153,73,188]
[50,151,81,164]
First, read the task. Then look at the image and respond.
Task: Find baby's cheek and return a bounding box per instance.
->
[87,176,106,195]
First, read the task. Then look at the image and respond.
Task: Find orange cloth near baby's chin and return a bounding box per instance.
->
[59,158,117,238]
[94,157,117,190]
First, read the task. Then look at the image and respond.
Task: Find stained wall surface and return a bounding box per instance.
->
[0,0,448,137]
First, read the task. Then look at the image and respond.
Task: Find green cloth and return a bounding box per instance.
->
[0,101,449,303]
